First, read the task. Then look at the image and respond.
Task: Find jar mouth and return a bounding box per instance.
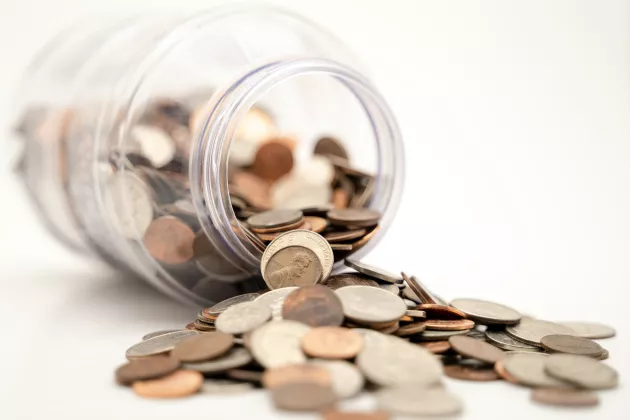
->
[190,58,405,274]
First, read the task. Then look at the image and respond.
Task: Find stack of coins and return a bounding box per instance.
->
[115,230,619,417]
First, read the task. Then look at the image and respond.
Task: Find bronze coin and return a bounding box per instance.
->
[444,365,499,381]
[540,334,604,357]
[132,370,204,398]
[494,358,520,384]
[374,321,400,335]
[143,216,195,264]
[350,226,380,251]
[419,341,452,354]
[282,285,345,327]
[401,273,437,304]
[531,388,599,407]
[252,140,294,182]
[230,171,272,209]
[171,332,234,363]
[400,315,415,323]
[301,327,364,359]
[418,304,467,320]
[324,229,367,243]
[116,355,180,385]
[226,369,263,383]
[247,209,303,230]
[333,188,349,209]
[314,136,349,161]
[425,319,475,331]
[271,381,337,411]
[323,273,380,290]
[262,364,332,389]
[327,208,381,228]
[256,220,312,242]
[449,336,505,364]
[322,411,390,420]
[185,322,196,330]
[264,246,323,289]
[304,216,328,233]
[192,320,216,332]
[395,322,427,337]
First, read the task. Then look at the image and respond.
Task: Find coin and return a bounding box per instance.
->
[171,332,234,363]
[324,229,367,243]
[262,364,331,389]
[401,273,437,304]
[444,365,499,381]
[449,298,521,325]
[485,329,542,352]
[271,381,337,411]
[425,319,475,331]
[104,172,154,239]
[215,302,272,334]
[418,329,470,341]
[282,285,345,327]
[252,140,294,182]
[322,273,379,290]
[503,353,567,388]
[531,388,599,407]
[200,379,254,394]
[597,348,610,360]
[494,358,520,384]
[142,330,180,340]
[247,209,303,230]
[335,286,407,324]
[264,246,323,289]
[143,216,195,265]
[125,330,199,359]
[303,216,328,233]
[182,347,253,373]
[322,411,389,420]
[405,309,426,319]
[132,370,203,399]
[449,336,505,364]
[302,327,364,359]
[376,386,463,417]
[255,287,299,319]
[225,369,263,383]
[545,354,618,389]
[230,171,272,209]
[250,320,311,368]
[309,360,365,399]
[419,341,451,354]
[344,259,401,284]
[314,136,349,160]
[205,293,260,317]
[131,125,176,168]
[394,322,427,337]
[378,283,399,295]
[328,208,381,228]
[330,243,353,251]
[417,304,467,320]
[506,318,576,346]
[350,226,380,251]
[557,322,616,339]
[540,334,603,357]
[115,355,180,385]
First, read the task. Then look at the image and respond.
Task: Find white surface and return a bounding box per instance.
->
[1,0,629,419]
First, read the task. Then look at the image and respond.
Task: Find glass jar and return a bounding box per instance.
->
[13,6,405,307]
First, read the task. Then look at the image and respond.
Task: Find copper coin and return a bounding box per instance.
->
[247,209,303,230]
[143,216,195,264]
[540,334,604,357]
[252,140,294,182]
[494,358,520,384]
[282,285,345,327]
[322,411,389,420]
[171,332,234,363]
[262,364,332,389]
[192,320,215,332]
[374,321,400,335]
[401,273,437,304]
[444,364,499,381]
[418,304,467,320]
[271,381,337,411]
[395,322,427,337]
[264,246,323,289]
[531,388,599,407]
[419,341,452,354]
[116,355,180,385]
[304,216,328,233]
[350,226,380,251]
[314,136,349,161]
[230,171,271,209]
[327,208,381,228]
[322,273,380,290]
[132,370,203,398]
[301,327,364,359]
[425,319,475,331]
[324,229,367,243]
[449,336,505,364]
[333,188,349,209]
[400,315,415,323]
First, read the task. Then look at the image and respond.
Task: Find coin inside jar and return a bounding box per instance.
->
[247,209,303,231]
[142,216,195,265]
[264,246,323,289]
[251,140,294,182]
[327,208,381,228]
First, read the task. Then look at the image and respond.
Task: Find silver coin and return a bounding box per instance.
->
[308,359,365,399]
[254,287,299,320]
[183,347,253,373]
[403,298,417,309]
[334,286,407,324]
[557,322,616,339]
[449,298,521,325]
[104,172,154,239]
[215,302,271,335]
[250,320,311,368]
[357,334,442,387]
[485,330,541,352]
[125,330,199,359]
[376,386,463,417]
[506,318,575,346]
[201,379,254,394]
[402,286,421,303]
[142,329,180,340]
[247,209,303,229]
[344,259,402,284]
[131,124,176,168]
[419,329,470,341]
[271,176,332,209]
[503,353,567,388]
[207,293,261,316]
[379,283,400,295]
[545,354,619,390]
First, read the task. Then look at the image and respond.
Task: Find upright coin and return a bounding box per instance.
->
[309,360,365,399]
[282,285,345,327]
[271,381,337,411]
[143,216,195,265]
[263,246,323,289]
[171,332,234,363]
[449,298,521,325]
[115,355,180,385]
[132,370,203,399]
[250,320,311,368]
[252,140,294,182]
[540,335,603,357]
[344,259,401,284]
[557,322,616,339]
[335,286,406,324]
[503,353,567,388]
[215,302,271,335]
[449,336,505,364]
[302,327,364,359]
[485,329,542,352]
[545,354,618,390]
[531,388,600,407]
[506,318,576,346]
[314,136,349,160]
[322,273,379,290]
[125,330,199,359]
[376,386,463,417]
[205,293,260,317]
[247,209,303,230]
[328,208,381,228]
[262,364,331,389]
[255,287,299,319]
[182,347,253,374]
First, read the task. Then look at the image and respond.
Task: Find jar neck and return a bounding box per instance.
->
[190,58,405,273]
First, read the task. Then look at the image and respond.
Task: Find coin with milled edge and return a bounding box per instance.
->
[302,327,363,359]
[262,364,331,389]
[444,365,499,381]
[215,301,271,334]
[405,309,426,319]
[557,322,616,339]
[250,320,311,368]
[506,318,576,346]
[205,293,260,317]
[142,330,180,340]
[449,335,505,364]
[401,273,437,304]
[126,330,199,359]
[255,287,299,320]
[324,229,367,243]
[225,369,263,383]
[376,386,463,417]
[531,388,599,407]
[115,355,180,385]
[264,246,323,289]
[503,353,567,388]
[328,208,381,228]
[545,354,618,389]
[485,329,542,352]
[309,360,365,399]
[344,259,401,284]
[540,334,603,357]
[335,286,406,324]
[425,319,474,331]
[132,370,203,399]
[449,298,521,325]
[171,332,234,363]
[182,347,253,374]
[282,285,345,327]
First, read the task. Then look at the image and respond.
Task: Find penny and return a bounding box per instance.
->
[200,379,254,394]
[328,208,381,228]
[419,329,470,341]
[376,386,463,417]
[344,259,401,284]
[506,318,576,347]
[444,365,499,381]
[557,322,616,339]
[322,411,389,420]
[322,273,379,290]
[405,309,426,319]
[125,330,199,359]
[374,321,400,335]
[143,216,195,264]
[264,246,323,289]
[531,388,599,407]
[419,341,451,354]
[394,322,426,337]
[142,330,180,340]
[350,226,380,251]
[250,320,311,368]
[230,171,272,209]
[303,216,328,233]
[171,332,234,363]
[262,364,331,389]
[282,285,345,327]
[335,286,407,324]
[225,369,263,383]
[324,229,367,243]
[132,370,203,399]
[302,327,364,359]
[314,136,349,160]
[494,358,520,384]
[417,304,467,320]
[503,353,567,388]
[271,381,337,411]
[401,273,437,304]
[251,140,294,182]
[425,319,475,331]
[545,354,618,389]
[182,347,253,373]
[255,287,299,320]
[449,335,505,364]
[485,329,542,352]
[449,298,521,325]
[215,302,271,334]
[540,334,603,357]
[205,293,260,317]
[309,360,365,399]
[115,355,180,385]
[247,209,303,230]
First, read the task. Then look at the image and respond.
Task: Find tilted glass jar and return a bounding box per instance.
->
[13,7,405,306]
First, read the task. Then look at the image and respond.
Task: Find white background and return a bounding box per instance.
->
[1,0,629,419]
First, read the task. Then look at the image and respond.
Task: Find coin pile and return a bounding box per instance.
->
[115,230,619,417]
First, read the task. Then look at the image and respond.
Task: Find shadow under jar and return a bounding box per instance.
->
[13,6,405,306]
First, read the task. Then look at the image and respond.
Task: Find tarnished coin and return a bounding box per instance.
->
[419,341,452,354]
[324,229,367,243]
[425,319,475,331]
[485,329,542,352]
[302,327,364,359]
[201,379,254,394]
[215,302,271,334]
[322,411,389,420]
[540,335,603,357]
[506,318,576,346]
[132,370,203,399]
[182,347,253,374]
[142,330,180,340]
[116,355,180,385]
[252,140,294,182]
[282,285,345,327]
[417,304,467,320]
[271,381,337,411]
[314,136,349,160]
[557,322,616,339]
[171,332,234,363]
[531,388,600,407]
[344,259,401,284]
[322,273,379,290]
[394,322,427,337]
[449,298,521,325]
[309,360,365,399]
[376,386,463,417]
[303,216,328,233]
[255,287,299,320]
[204,293,260,317]
[335,286,406,324]
[449,336,505,364]
[263,246,323,289]
[328,208,381,228]
[418,329,470,341]
[262,364,331,389]
[545,354,618,389]
[247,209,303,230]
[143,216,195,265]
[126,330,199,359]
[503,353,567,388]
[444,365,499,381]
[250,320,311,368]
